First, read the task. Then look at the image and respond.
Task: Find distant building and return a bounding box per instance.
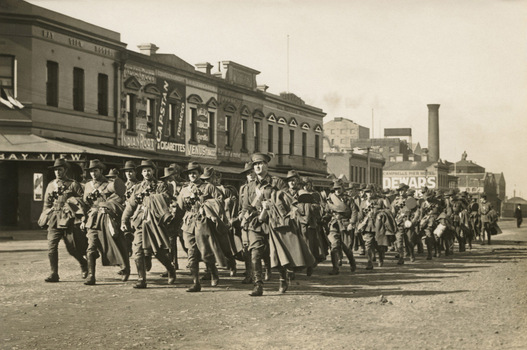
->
[502,197,527,218]
[326,151,385,187]
[383,161,450,191]
[448,153,502,215]
[384,128,412,144]
[323,117,369,152]
[349,138,412,163]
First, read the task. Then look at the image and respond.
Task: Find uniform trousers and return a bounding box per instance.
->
[47,225,87,267]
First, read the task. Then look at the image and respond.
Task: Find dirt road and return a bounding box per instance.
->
[1,220,526,350]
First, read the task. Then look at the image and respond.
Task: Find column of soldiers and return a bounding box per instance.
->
[40,154,499,296]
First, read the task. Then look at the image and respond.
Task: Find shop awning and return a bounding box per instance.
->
[0,134,143,159]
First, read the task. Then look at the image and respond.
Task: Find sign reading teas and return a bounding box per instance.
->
[383,170,436,189]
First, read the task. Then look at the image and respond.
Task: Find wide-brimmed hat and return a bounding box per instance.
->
[200,166,215,180]
[87,159,105,171]
[160,167,177,179]
[406,189,416,197]
[48,158,69,169]
[136,159,156,171]
[364,184,374,193]
[105,168,119,178]
[397,183,409,192]
[241,162,253,175]
[445,189,455,197]
[286,170,300,180]
[182,161,203,175]
[251,152,272,164]
[121,160,136,171]
[332,180,344,190]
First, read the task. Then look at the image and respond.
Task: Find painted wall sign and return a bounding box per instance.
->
[0,153,83,161]
[383,176,437,189]
[121,131,156,151]
[188,144,216,158]
[196,105,209,145]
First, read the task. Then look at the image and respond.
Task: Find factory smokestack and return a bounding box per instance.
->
[427,104,440,162]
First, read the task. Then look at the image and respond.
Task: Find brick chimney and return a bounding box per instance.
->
[427,104,440,162]
[137,43,159,56]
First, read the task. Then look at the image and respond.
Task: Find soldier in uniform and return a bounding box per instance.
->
[178,162,223,292]
[120,160,141,271]
[326,180,357,275]
[120,160,176,289]
[238,162,256,284]
[160,165,185,274]
[81,159,129,285]
[242,153,288,296]
[40,158,87,282]
[479,193,494,245]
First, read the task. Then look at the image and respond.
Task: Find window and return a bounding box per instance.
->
[289,130,295,155]
[254,121,260,152]
[331,129,335,134]
[389,156,395,162]
[190,107,197,142]
[126,94,136,131]
[302,132,307,157]
[278,127,283,155]
[208,111,215,145]
[268,124,273,152]
[46,61,58,107]
[315,134,320,158]
[389,146,395,152]
[146,98,155,135]
[241,119,247,151]
[168,103,177,137]
[0,55,14,90]
[97,73,108,116]
[350,165,354,181]
[73,67,84,111]
[225,115,231,147]
[379,147,384,152]
[340,129,345,134]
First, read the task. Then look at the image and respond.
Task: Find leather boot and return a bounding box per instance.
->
[156,251,176,284]
[278,269,288,293]
[249,281,263,296]
[208,263,219,287]
[306,266,314,276]
[252,252,263,284]
[145,255,152,272]
[84,254,96,285]
[134,258,147,289]
[241,251,252,284]
[45,252,60,282]
[186,265,201,292]
[365,248,374,270]
[263,255,271,281]
[80,260,88,279]
[378,249,385,267]
[328,250,339,275]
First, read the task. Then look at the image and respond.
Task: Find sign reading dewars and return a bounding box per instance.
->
[383,170,437,189]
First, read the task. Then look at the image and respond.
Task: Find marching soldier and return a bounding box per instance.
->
[238,162,256,284]
[242,153,288,296]
[479,194,493,245]
[40,158,87,283]
[120,160,176,289]
[326,180,357,275]
[81,160,129,285]
[178,162,224,292]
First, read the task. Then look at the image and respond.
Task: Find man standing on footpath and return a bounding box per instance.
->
[40,158,87,283]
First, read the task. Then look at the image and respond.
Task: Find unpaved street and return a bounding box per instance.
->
[1,220,527,350]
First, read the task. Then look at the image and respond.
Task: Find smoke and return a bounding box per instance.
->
[322,92,342,113]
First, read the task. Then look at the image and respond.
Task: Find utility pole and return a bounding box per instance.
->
[287,34,289,93]
[366,146,371,185]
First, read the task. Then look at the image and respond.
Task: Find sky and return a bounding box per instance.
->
[28,0,527,198]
